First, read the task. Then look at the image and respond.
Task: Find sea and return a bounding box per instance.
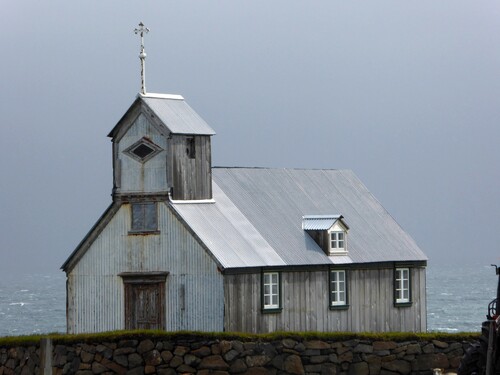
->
[0,262,497,337]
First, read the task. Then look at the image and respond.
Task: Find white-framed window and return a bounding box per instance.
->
[330,270,347,308]
[130,202,158,233]
[262,272,281,311]
[395,268,411,304]
[330,231,345,250]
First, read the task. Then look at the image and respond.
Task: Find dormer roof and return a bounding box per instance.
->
[302,215,349,231]
[108,93,216,139]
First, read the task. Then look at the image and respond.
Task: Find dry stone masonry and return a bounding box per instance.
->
[0,335,474,375]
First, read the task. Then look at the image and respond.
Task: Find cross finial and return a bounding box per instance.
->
[134,22,150,95]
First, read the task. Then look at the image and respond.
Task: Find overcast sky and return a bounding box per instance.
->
[1,1,499,276]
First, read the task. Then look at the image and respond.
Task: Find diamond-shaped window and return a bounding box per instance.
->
[124,138,163,163]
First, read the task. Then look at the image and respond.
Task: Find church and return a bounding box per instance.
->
[61,24,427,334]
[61,91,427,334]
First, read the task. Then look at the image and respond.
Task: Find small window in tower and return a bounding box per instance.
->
[130,202,159,234]
[186,137,196,159]
[132,143,155,159]
[124,137,163,163]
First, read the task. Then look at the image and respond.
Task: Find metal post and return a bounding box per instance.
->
[134,22,150,95]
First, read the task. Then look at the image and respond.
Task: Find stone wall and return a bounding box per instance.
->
[0,335,475,375]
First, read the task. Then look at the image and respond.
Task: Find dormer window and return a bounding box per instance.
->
[302,215,349,256]
[330,231,345,252]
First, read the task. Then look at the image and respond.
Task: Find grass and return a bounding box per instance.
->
[0,330,480,347]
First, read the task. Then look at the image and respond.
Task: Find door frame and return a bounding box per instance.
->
[119,272,169,330]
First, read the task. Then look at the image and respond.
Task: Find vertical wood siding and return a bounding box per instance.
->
[169,135,212,200]
[67,202,224,333]
[115,113,169,194]
[224,267,426,333]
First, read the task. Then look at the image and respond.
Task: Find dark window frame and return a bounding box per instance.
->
[129,202,159,234]
[394,267,412,307]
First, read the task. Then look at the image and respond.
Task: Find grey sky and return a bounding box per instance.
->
[1,1,499,275]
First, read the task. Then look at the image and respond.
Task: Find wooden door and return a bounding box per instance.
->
[124,281,165,330]
[120,272,168,330]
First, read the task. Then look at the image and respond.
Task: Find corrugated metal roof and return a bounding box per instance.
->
[141,94,216,135]
[171,182,286,269]
[173,167,427,269]
[302,215,342,230]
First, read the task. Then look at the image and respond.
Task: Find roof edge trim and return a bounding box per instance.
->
[138,92,184,100]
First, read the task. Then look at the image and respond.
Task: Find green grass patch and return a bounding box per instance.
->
[0,330,480,348]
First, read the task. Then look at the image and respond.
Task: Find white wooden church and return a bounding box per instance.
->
[62,25,427,334]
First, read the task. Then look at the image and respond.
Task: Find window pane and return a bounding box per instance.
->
[339,272,345,282]
[264,296,270,305]
[264,285,270,295]
[272,274,278,284]
[132,203,157,231]
[144,203,157,230]
[132,204,144,230]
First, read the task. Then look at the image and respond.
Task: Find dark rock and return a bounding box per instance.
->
[283,354,305,375]
[348,361,369,375]
[328,353,339,363]
[137,340,154,355]
[157,368,176,375]
[176,364,196,373]
[423,344,435,353]
[114,347,136,356]
[160,351,173,363]
[338,350,353,363]
[305,340,330,350]
[230,358,248,373]
[199,355,229,370]
[354,344,373,354]
[100,358,127,375]
[271,354,285,370]
[125,366,144,375]
[282,339,297,349]
[412,353,449,371]
[232,341,244,352]
[242,367,272,374]
[118,340,138,348]
[433,340,449,349]
[382,359,411,374]
[344,340,360,348]
[406,344,422,355]
[309,355,329,364]
[373,341,397,351]
[192,346,212,357]
[185,353,201,366]
[224,349,239,362]
[304,349,321,356]
[114,354,128,367]
[128,353,144,368]
[246,354,270,367]
[80,350,94,363]
[91,361,107,374]
[144,349,162,366]
[295,343,306,352]
[305,364,322,372]
[173,345,189,356]
[321,363,337,375]
[220,340,232,354]
[169,355,183,368]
